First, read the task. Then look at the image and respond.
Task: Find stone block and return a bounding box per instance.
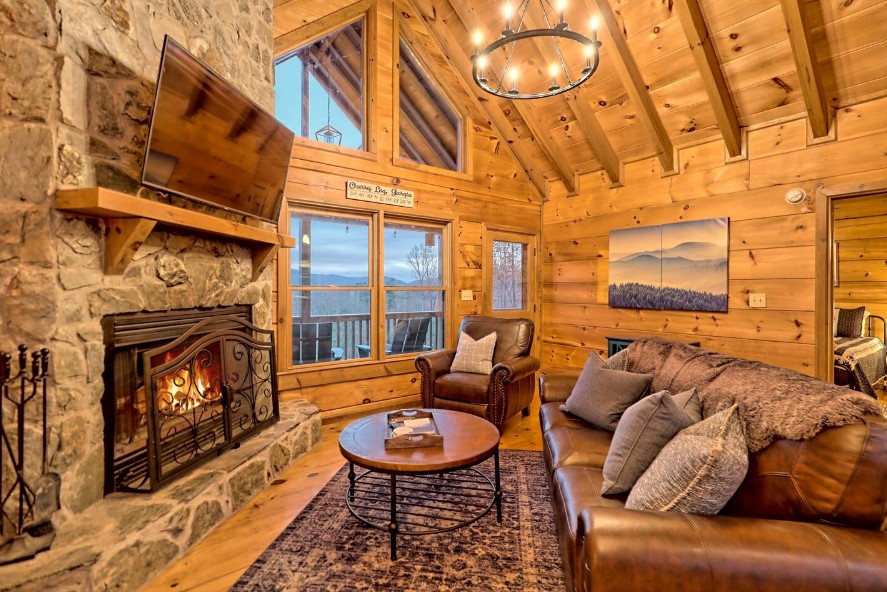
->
[94,539,180,592]
[88,287,146,317]
[60,56,89,129]
[0,205,26,262]
[22,208,55,267]
[155,251,188,286]
[0,124,53,204]
[59,443,104,515]
[5,267,57,342]
[52,341,87,381]
[0,0,58,46]
[227,458,267,510]
[0,36,56,122]
[186,500,224,547]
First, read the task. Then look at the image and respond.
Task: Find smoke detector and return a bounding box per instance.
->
[785,188,808,204]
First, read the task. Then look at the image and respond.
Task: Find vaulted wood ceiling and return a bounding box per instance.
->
[273,0,887,196]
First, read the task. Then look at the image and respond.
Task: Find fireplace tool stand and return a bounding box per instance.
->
[0,345,59,565]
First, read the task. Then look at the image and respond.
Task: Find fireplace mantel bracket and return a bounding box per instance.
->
[56,187,295,281]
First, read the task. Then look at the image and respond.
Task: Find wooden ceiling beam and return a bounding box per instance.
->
[673,0,742,158]
[583,0,676,173]
[521,6,621,186]
[443,0,575,195]
[403,0,547,198]
[780,0,831,138]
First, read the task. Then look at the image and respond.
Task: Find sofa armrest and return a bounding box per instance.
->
[492,355,540,384]
[538,370,580,404]
[576,507,887,592]
[415,349,456,407]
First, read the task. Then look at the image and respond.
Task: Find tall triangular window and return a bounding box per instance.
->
[397,37,463,172]
[274,18,365,151]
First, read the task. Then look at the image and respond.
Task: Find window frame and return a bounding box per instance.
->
[482,228,537,320]
[392,17,471,180]
[273,5,377,160]
[278,202,452,371]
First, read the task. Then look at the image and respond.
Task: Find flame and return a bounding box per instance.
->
[157,365,220,416]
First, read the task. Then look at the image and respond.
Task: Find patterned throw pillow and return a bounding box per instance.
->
[560,356,653,431]
[601,389,699,495]
[836,306,866,338]
[450,331,497,374]
[626,404,748,515]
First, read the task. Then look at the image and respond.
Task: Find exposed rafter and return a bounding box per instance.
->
[583,0,676,173]
[404,0,548,198]
[521,5,621,186]
[673,0,742,157]
[780,0,831,138]
[565,89,622,186]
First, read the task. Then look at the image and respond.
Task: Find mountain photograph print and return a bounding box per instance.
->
[608,218,729,312]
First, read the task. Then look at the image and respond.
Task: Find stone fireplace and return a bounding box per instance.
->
[0,1,322,589]
[103,306,280,493]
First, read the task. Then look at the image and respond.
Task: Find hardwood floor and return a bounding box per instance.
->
[141,399,544,591]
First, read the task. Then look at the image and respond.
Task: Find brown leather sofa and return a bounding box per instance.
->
[416,315,539,431]
[540,341,887,592]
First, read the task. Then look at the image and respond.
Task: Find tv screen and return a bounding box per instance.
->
[142,36,294,224]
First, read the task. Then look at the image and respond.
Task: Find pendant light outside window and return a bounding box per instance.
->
[315,93,343,145]
[471,0,601,100]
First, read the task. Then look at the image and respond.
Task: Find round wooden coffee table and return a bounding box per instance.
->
[338,409,501,560]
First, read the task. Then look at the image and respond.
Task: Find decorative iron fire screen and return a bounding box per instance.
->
[103,307,279,492]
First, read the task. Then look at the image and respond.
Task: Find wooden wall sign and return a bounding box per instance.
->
[346,180,415,208]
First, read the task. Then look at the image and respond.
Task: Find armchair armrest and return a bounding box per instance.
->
[577,507,887,592]
[538,370,580,404]
[491,355,540,383]
[415,349,456,407]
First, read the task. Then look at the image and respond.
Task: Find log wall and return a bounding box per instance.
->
[541,94,887,376]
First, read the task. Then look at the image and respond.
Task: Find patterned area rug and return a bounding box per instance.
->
[232,449,564,591]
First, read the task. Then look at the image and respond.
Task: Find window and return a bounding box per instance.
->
[485,230,536,318]
[274,19,365,150]
[287,209,447,367]
[397,37,463,172]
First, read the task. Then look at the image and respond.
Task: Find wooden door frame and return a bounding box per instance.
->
[814,179,887,381]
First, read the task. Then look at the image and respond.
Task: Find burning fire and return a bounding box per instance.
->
[156,364,221,416]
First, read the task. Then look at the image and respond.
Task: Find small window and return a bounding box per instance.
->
[492,240,529,311]
[397,37,462,172]
[275,19,365,150]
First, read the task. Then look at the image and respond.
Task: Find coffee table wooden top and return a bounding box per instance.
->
[338,409,500,474]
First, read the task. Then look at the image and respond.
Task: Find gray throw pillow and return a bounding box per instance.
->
[450,331,497,374]
[626,404,748,515]
[601,390,698,495]
[560,355,653,431]
[671,387,702,422]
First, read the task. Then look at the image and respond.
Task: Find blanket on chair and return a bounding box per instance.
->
[625,338,883,452]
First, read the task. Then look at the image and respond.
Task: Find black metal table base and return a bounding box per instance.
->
[345,449,502,560]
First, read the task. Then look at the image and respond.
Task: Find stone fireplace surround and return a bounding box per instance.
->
[0,1,323,589]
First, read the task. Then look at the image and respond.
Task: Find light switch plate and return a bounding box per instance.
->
[460,289,473,301]
[749,293,766,308]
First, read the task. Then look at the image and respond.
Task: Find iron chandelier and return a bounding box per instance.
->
[471,0,602,100]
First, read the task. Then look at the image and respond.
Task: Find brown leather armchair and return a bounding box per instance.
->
[415,315,540,431]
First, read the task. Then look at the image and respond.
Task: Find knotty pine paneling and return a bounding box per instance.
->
[834,191,887,324]
[541,94,887,376]
[274,1,539,415]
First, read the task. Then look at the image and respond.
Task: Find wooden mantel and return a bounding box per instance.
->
[56,187,295,281]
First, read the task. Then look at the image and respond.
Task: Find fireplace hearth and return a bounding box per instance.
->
[103,306,279,493]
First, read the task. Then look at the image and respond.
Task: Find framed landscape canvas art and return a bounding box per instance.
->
[608,217,729,312]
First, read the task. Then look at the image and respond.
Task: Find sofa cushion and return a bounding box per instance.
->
[450,331,496,374]
[433,372,490,404]
[540,401,588,433]
[601,390,699,495]
[626,405,748,515]
[561,355,653,431]
[836,306,866,338]
[722,414,887,530]
[543,425,613,475]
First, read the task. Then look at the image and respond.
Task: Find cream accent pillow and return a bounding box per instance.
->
[450,331,497,374]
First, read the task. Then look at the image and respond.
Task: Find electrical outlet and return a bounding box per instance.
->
[749,293,767,308]
[460,289,473,301]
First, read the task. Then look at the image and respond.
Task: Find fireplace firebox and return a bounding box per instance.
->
[102,306,279,493]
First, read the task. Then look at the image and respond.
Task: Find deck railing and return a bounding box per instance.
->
[291,312,444,363]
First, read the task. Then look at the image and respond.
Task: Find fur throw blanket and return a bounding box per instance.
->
[624,338,883,452]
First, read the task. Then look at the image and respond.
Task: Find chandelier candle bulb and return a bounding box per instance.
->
[509,67,520,94]
[503,2,515,35]
[472,30,484,56]
[557,0,567,26]
[590,16,599,41]
[549,63,559,91]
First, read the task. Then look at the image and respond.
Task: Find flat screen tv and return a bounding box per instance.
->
[142,36,294,224]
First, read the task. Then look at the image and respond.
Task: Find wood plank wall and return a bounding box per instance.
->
[541,94,887,376]
[274,1,541,415]
[834,192,887,325]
